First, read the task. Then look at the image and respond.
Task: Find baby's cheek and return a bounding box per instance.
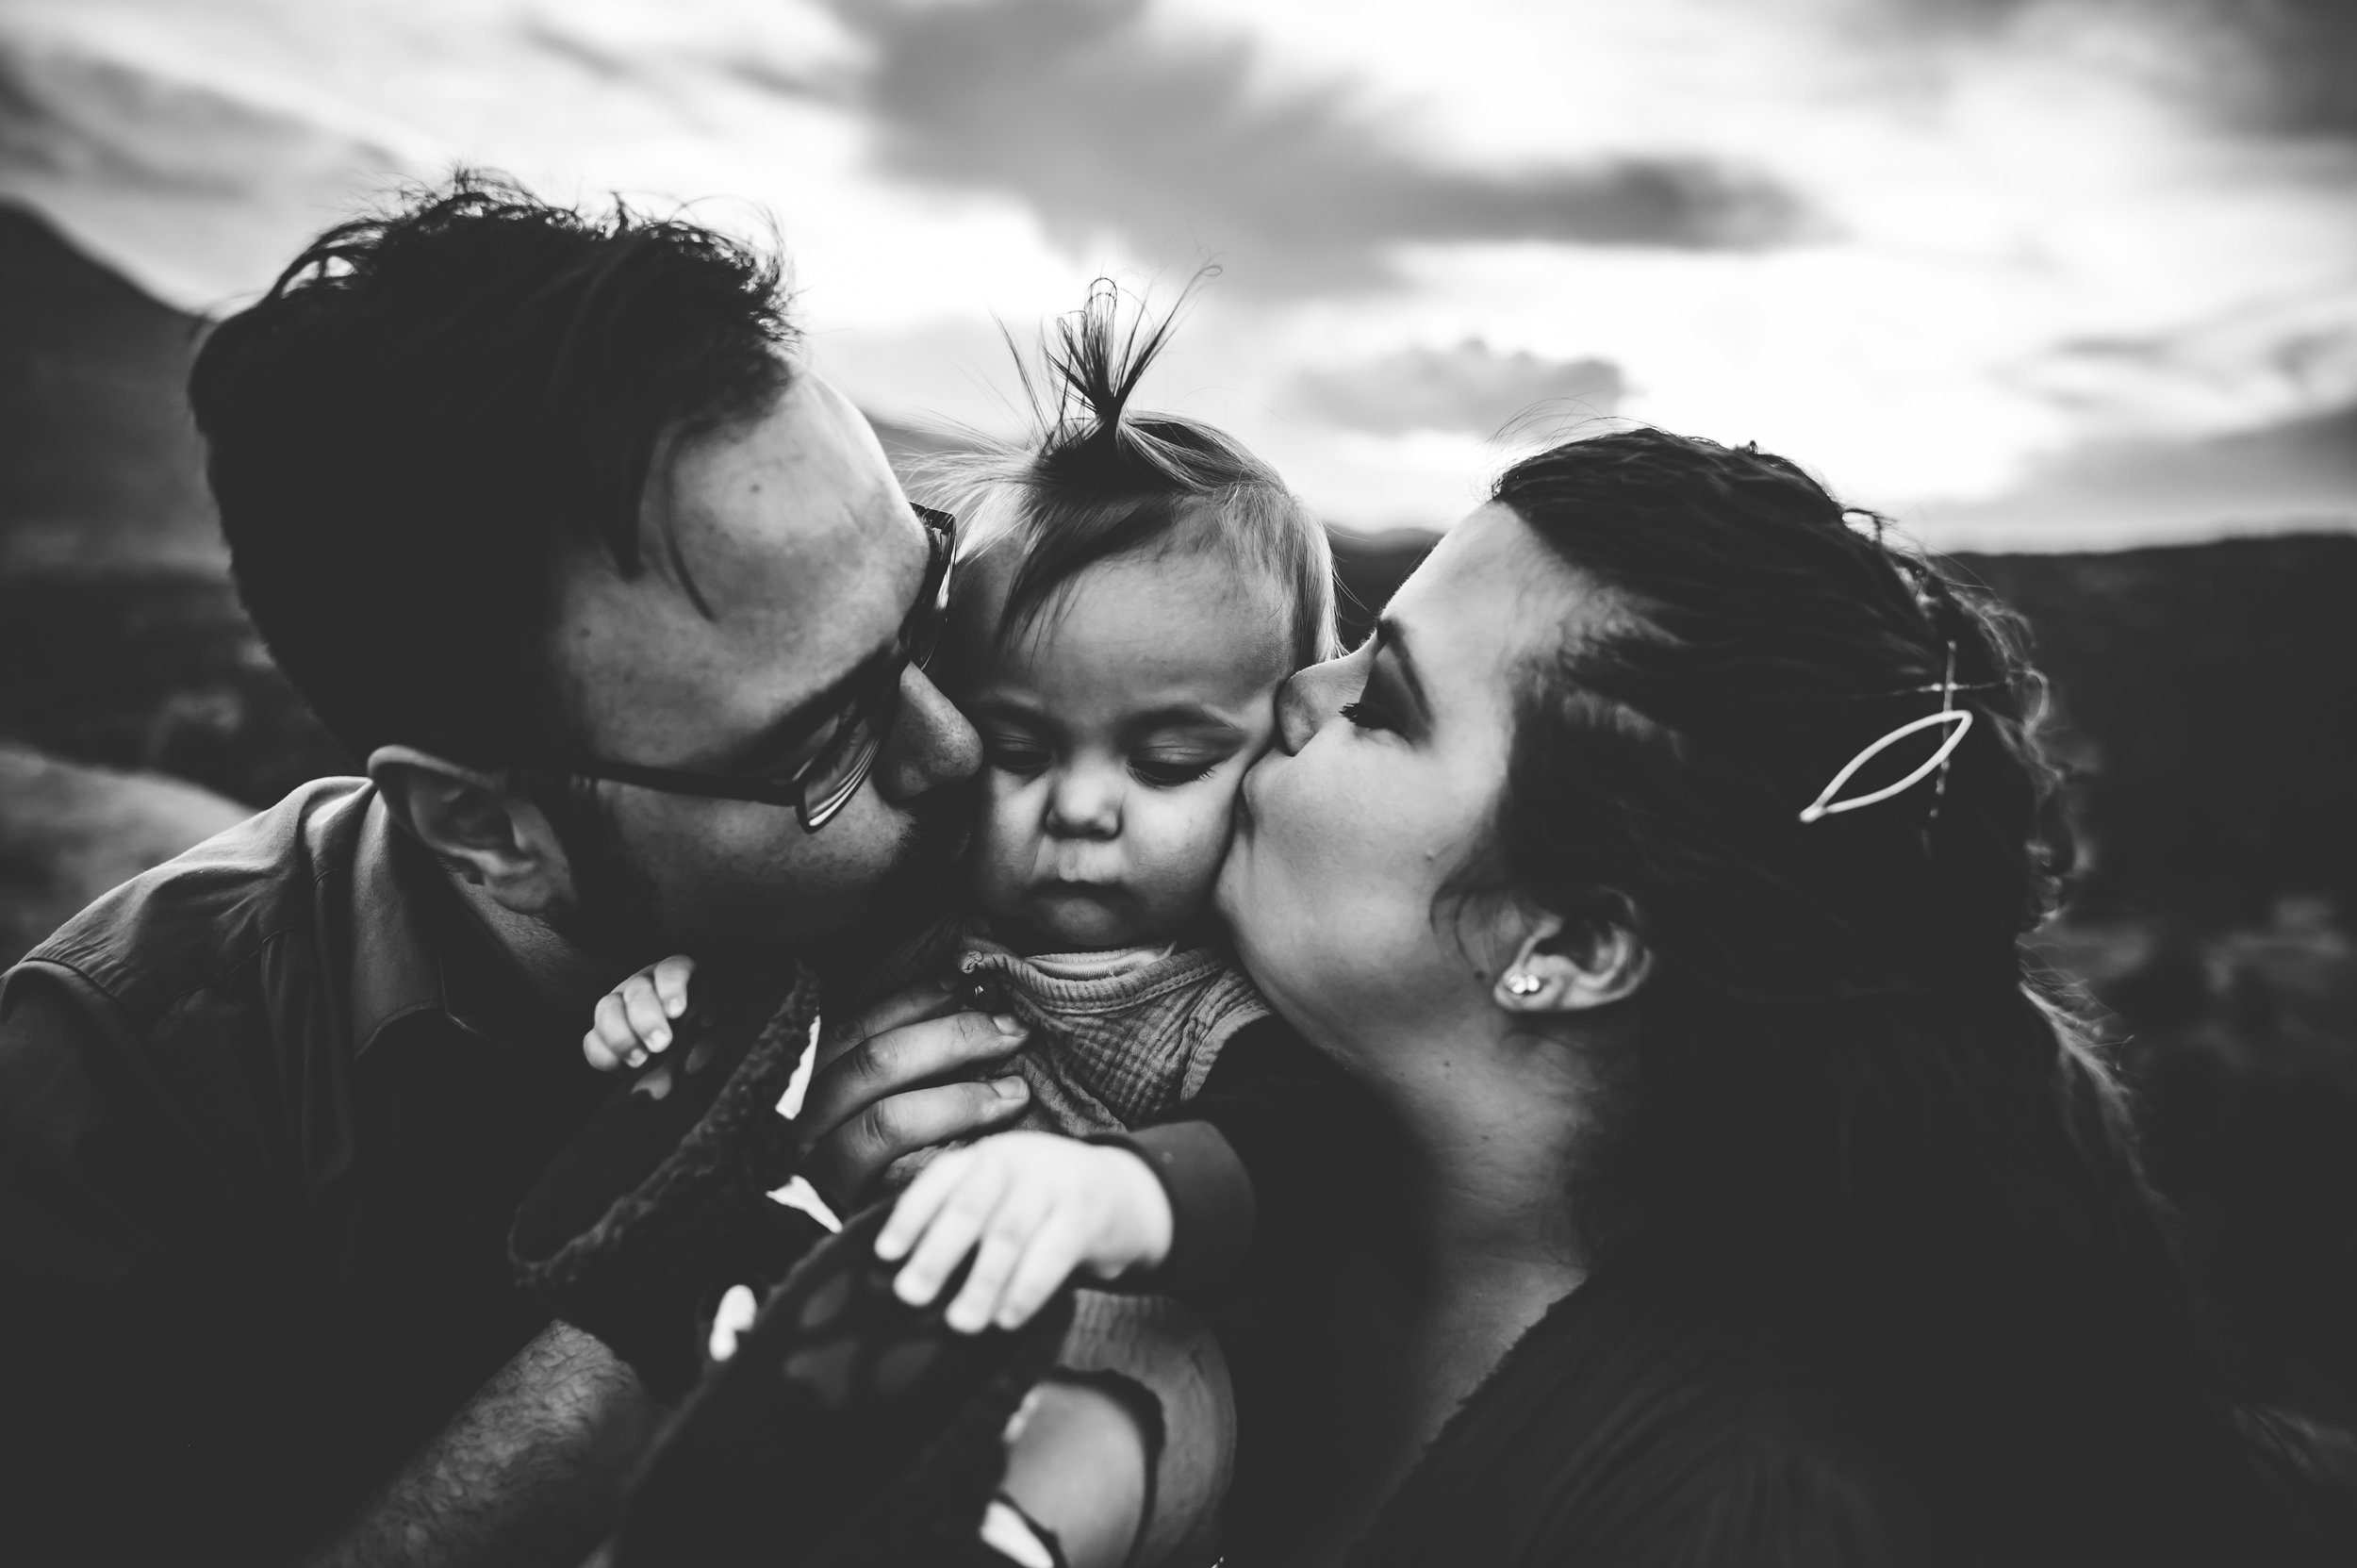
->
[969,774,1047,912]
[1124,777,1247,922]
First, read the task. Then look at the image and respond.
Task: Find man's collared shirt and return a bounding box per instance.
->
[0,778,609,1563]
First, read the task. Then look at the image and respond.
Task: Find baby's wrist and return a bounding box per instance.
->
[1097,1145,1174,1273]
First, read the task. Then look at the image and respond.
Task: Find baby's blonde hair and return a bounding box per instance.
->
[913,280,1338,669]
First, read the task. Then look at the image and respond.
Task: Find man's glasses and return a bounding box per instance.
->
[555,505,957,833]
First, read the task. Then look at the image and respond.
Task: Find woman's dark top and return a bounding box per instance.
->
[1130,1017,1940,1565]
[1344,1261,1939,1568]
[1134,1019,2357,1566]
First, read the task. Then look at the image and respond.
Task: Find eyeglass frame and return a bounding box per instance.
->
[546,503,958,833]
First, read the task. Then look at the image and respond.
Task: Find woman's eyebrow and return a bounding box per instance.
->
[1374,615,1432,720]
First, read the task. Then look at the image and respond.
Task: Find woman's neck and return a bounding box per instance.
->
[1273,1021,1595,1568]
[1394,1025,1593,1289]
[1393,1104,1589,1397]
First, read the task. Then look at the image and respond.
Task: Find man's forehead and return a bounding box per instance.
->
[551,374,920,756]
[664,377,900,608]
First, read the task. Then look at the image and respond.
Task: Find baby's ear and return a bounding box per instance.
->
[1492,899,1651,1015]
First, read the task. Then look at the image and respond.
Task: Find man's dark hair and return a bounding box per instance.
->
[189,173,797,767]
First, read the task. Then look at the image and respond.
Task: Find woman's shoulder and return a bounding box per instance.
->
[1351,1262,1939,1568]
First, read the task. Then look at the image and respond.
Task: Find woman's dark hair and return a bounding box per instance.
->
[189,173,796,767]
[916,279,1336,669]
[1482,429,2342,1562]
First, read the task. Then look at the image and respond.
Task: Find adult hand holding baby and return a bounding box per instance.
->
[581,956,1039,1211]
[791,975,1039,1209]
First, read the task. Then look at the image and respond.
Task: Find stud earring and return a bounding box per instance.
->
[1504,971,1544,998]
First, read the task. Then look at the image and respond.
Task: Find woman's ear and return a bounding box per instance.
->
[369,745,578,916]
[1492,902,1652,1015]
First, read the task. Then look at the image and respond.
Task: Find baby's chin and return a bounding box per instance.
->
[1005,885,1162,953]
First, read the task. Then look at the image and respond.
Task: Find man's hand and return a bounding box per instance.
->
[875,1132,1175,1333]
[791,980,1034,1207]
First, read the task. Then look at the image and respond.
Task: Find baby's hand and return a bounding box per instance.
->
[582,954,697,1072]
[875,1131,1174,1333]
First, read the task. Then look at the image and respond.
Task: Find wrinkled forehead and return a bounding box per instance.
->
[548,373,923,762]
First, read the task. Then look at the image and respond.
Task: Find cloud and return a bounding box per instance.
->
[1289,338,1624,437]
[0,23,420,307]
[1914,399,2357,549]
[1887,0,2357,139]
[815,0,1811,291]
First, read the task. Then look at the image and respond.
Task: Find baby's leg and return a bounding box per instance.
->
[1000,1291,1234,1567]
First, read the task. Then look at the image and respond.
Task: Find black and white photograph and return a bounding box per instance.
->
[2,1,2354,1563]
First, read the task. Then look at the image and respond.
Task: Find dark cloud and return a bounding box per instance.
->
[1891,0,2357,139]
[1919,398,2357,542]
[1289,338,1624,436]
[815,0,1811,291]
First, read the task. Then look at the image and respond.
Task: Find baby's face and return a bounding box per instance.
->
[950,548,1291,951]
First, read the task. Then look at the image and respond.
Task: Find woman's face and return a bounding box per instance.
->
[1216,502,1609,1069]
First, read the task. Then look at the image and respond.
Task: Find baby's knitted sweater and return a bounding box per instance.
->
[955,934,1270,1135]
[834,914,1270,1139]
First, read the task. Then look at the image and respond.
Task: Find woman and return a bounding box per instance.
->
[1209,428,2349,1565]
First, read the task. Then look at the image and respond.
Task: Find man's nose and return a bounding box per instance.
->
[873,665,981,804]
[1045,765,1120,840]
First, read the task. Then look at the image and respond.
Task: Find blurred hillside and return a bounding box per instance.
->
[2,202,2352,1424]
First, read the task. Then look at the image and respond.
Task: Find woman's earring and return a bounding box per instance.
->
[1505,971,1544,998]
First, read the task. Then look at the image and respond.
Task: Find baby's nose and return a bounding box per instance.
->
[1045,769,1121,839]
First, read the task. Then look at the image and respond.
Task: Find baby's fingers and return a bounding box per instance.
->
[589,991,649,1072]
[582,1028,630,1073]
[876,1147,971,1263]
[651,953,696,1018]
[993,1215,1087,1330]
[891,1154,1007,1309]
[945,1185,1050,1334]
[619,974,673,1056]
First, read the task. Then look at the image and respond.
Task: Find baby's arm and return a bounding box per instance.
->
[876,1019,1380,1329]
[581,954,697,1071]
[876,1132,1176,1332]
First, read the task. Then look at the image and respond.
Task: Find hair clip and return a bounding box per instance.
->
[1799,642,1973,825]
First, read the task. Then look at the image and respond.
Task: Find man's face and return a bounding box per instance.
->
[546,372,981,965]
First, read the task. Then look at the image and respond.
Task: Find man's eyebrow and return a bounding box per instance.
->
[1374,615,1431,720]
[711,635,895,770]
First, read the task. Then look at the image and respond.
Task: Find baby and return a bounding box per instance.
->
[586,299,1336,1348]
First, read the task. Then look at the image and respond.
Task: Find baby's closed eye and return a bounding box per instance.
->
[982,734,1052,777]
[1129,747,1233,788]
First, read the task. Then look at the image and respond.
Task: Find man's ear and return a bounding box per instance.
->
[1492,901,1653,1016]
[369,746,577,916]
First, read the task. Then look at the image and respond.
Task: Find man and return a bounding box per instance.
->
[0,179,1036,1565]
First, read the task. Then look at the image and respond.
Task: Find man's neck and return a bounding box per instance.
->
[443,867,619,1025]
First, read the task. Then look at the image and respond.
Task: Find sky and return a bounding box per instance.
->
[2,0,2353,548]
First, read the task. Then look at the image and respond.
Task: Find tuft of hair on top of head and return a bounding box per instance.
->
[915,272,1337,670]
[187,169,797,767]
